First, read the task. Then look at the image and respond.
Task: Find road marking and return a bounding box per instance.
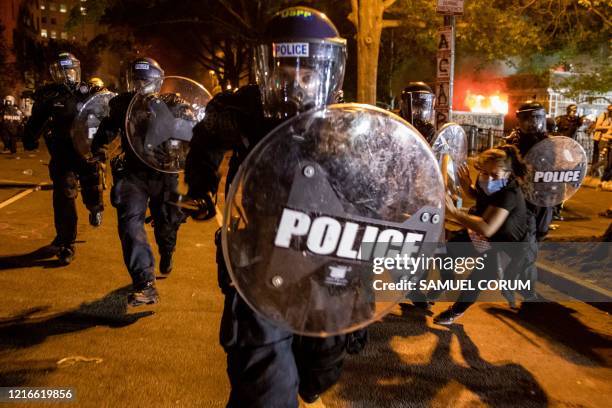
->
[0,189,34,210]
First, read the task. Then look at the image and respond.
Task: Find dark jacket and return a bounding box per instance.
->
[505,128,553,241]
[23,82,92,164]
[185,85,278,198]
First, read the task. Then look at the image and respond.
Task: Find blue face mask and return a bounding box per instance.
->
[478,175,508,195]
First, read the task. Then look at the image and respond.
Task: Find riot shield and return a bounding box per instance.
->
[70,90,116,158]
[125,76,211,173]
[523,136,587,207]
[222,104,445,336]
[431,123,467,201]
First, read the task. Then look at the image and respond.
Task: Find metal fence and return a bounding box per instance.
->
[461,125,506,157]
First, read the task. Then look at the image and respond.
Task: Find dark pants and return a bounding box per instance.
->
[215,234,346,407]
[1,128,17,153]
[111,170,183,287]
[48,159,103,247]
[449,226,537,314]
[603,142,612,182]
[450,249,503,314]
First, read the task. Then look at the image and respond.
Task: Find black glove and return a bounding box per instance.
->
[169,194,216,221]
[91,148,108,164]
[191,194,216,221]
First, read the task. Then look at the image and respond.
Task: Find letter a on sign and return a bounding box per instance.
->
[438,27,452,51]
[436,82,449,107]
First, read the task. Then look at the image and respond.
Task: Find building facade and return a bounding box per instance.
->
[506,71,612,122]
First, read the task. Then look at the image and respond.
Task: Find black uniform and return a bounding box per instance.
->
[23,83,103,248]
[555,114,582,139]
[0,104,23,153]
[506,128,553,240]
[91,92,184,288]
[416,122,436,144]
[503,128,553,302]
[186,85,348,407]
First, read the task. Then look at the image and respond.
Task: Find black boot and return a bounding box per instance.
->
[159,252,173,275]
[57,245,75,265]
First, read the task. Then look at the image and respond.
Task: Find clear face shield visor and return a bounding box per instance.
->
[518,110,546,134]
[126,71,163,95]
[255,40,346,119]
[50,61,81,84]
[400,92,435,125]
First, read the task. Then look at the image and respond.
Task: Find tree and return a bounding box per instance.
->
[356,0,610,106]
[348,0,400,103]
[554,64,612,104]
[370,0,543,104]
[98,0,303,89]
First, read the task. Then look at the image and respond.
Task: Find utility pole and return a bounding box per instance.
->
[435,1,463,128]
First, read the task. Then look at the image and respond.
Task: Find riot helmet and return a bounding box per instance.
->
[516,100,546,135]
[4,95,15,106]
[255,7,347,119]
[400,82,435,126]
[49,52,81,85]
[126,57,164,94]
[88,77,105,93]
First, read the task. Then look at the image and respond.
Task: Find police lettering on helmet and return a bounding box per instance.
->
[49,52,81,85]
[255,7,347,119]
[126,58,164,95]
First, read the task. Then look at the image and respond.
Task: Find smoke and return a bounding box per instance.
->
[453,59,516,112]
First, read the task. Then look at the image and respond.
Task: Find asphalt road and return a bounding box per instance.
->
[0,149,611,407]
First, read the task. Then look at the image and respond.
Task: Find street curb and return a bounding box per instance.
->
[0,179,53,190]
[537,261,612,313]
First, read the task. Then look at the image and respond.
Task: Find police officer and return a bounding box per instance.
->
[23,52,104,264]
[555,104,583,139]
[91,57,185,306]
[87,77,106,94]
[185,7,352,406]
[1,95,24,153]
[504,101,552,304]
[399,81,436,143]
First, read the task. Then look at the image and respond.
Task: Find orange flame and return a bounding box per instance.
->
[465,91,508,114]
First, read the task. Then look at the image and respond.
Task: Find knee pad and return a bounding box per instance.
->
[62,174,79,199]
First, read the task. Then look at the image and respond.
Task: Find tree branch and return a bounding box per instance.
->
[348,0,358,28]
[382,19,401,29]
[383,0,397,10]
[585,4,612,27]
[218,0,251,31]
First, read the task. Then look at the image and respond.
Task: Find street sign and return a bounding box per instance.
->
[436,82,450,108]
[437,26,452,80]
[451,111,505,131]
[437,0,464,15]
[437,27,452,51]
[435,25,453,128]
[437,51,451,79]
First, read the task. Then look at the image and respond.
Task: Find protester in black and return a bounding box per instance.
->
[434,145,529,325]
